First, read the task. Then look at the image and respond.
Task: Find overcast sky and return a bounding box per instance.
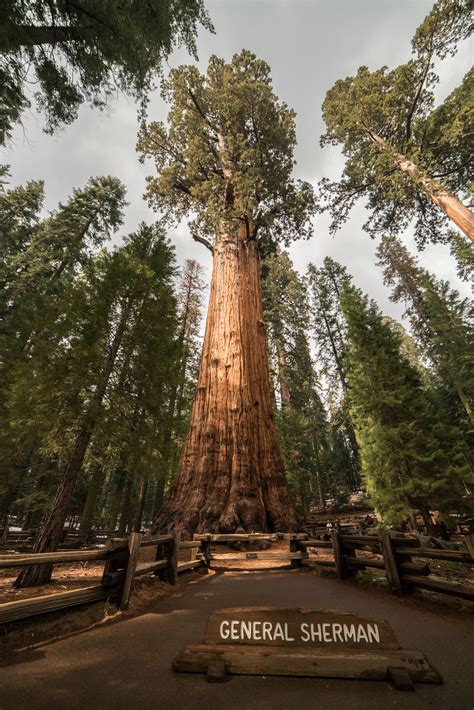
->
[3,0,472,327]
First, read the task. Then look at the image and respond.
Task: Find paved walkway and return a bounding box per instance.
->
[1,569,473,709]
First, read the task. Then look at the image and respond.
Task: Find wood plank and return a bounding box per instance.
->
[204,607,400,649]
[193,534,278,542]
[179,541,203,550]
[178,560,205,572]
[396,548,471,563]
[0,585,116,625]
[346,556,385,570]
[173,643,442,683]
[391,536,420,548]
[139,535,173,547]
[210,553,306,561]
[0,549,109,568]
[340,535,380,546]
[398,562,430,577]
[134,559,168,577]
[401,575,474,600]
[119,532,141,610]
[300,540,332,548]
[380,530,403,595]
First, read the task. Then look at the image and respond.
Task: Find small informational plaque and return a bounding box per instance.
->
[172,606,442,689]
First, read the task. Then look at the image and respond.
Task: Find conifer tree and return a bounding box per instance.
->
[320,0,473,244]
[263,250,333,515]
[153,258,205,515]
[340,283,471,529]
[0,1,213,143]
[139,51,315,535]
[377,235,473,425]
[14,222,178,586]
[448,230,474,282]
[307,258,360,490]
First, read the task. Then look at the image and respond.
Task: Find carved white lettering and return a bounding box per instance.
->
[273,623,285,641]
[367,623,380,643]
[262,621,273,640]
[332,623,343,642]
[220,621,230,640]
[357,624,368,643]
[322,623,331,642]
[300,622,310,642]
[343,624,356,642]
[311,623,322,642]
[241,621,252,640]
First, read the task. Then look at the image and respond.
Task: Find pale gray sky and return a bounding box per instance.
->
[3,0,472,326]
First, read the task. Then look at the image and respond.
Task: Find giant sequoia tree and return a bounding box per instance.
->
[138,51,315,535]
[320,0,473,245]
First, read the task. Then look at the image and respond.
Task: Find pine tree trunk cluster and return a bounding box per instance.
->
[156,225,298,536]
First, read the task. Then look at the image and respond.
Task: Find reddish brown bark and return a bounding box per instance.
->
[156,225,298,536]
[367,130,474,242]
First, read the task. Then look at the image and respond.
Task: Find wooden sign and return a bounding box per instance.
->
[172,606,442,690]
[204,607,400,649]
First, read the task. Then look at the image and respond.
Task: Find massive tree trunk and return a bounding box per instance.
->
[155,225,298,536]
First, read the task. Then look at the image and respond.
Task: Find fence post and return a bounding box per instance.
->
[157,532,179,585]
[118,532,141,610]
[290,535,302,568]
[331,528,348,580]
[201,534,212,569]
[101,538,129,602]
[379,530,403,595]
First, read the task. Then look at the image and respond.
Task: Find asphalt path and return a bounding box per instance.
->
[1,568,473,710]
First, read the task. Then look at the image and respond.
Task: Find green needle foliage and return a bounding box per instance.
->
[307,258,360,491]
[340,282,471,528]
[0,0,213,143]
[319,0,473,246]
[263,249,334,514]
[377,234,474,427]
[137,50,315,249]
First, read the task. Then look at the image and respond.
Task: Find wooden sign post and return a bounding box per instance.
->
[172,607,442,690]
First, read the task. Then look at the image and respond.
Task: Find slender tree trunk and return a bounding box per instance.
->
[118,476,133,534]
[14,427,94,587]
[368,131,474,242]
[79,466,103,534]
[276,341,291,407]
[133,476,148,532]
[155,225,298,536]
[15,303,131,587]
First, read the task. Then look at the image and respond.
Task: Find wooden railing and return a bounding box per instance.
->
[299,529,474,602]
[1,529,472,627]
[0,533,205,626]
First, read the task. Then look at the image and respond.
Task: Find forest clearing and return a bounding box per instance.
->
[0,0,473,706]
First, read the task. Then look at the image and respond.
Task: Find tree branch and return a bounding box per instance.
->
[191,233,214,254]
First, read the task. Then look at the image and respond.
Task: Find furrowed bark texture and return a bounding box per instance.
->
[156,227,298,536]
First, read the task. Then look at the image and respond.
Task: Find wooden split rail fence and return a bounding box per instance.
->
[0,533,204,626]
[0,530,472,627]
[300,529,474,601]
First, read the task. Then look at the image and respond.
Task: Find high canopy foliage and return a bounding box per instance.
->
[137,50,315,250]
[319,0,473,246]
[0,0,213,143]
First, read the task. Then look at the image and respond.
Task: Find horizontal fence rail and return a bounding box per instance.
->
[0,529,472,628]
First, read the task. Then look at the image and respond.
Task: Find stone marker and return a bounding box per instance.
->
[172,606,442,690]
